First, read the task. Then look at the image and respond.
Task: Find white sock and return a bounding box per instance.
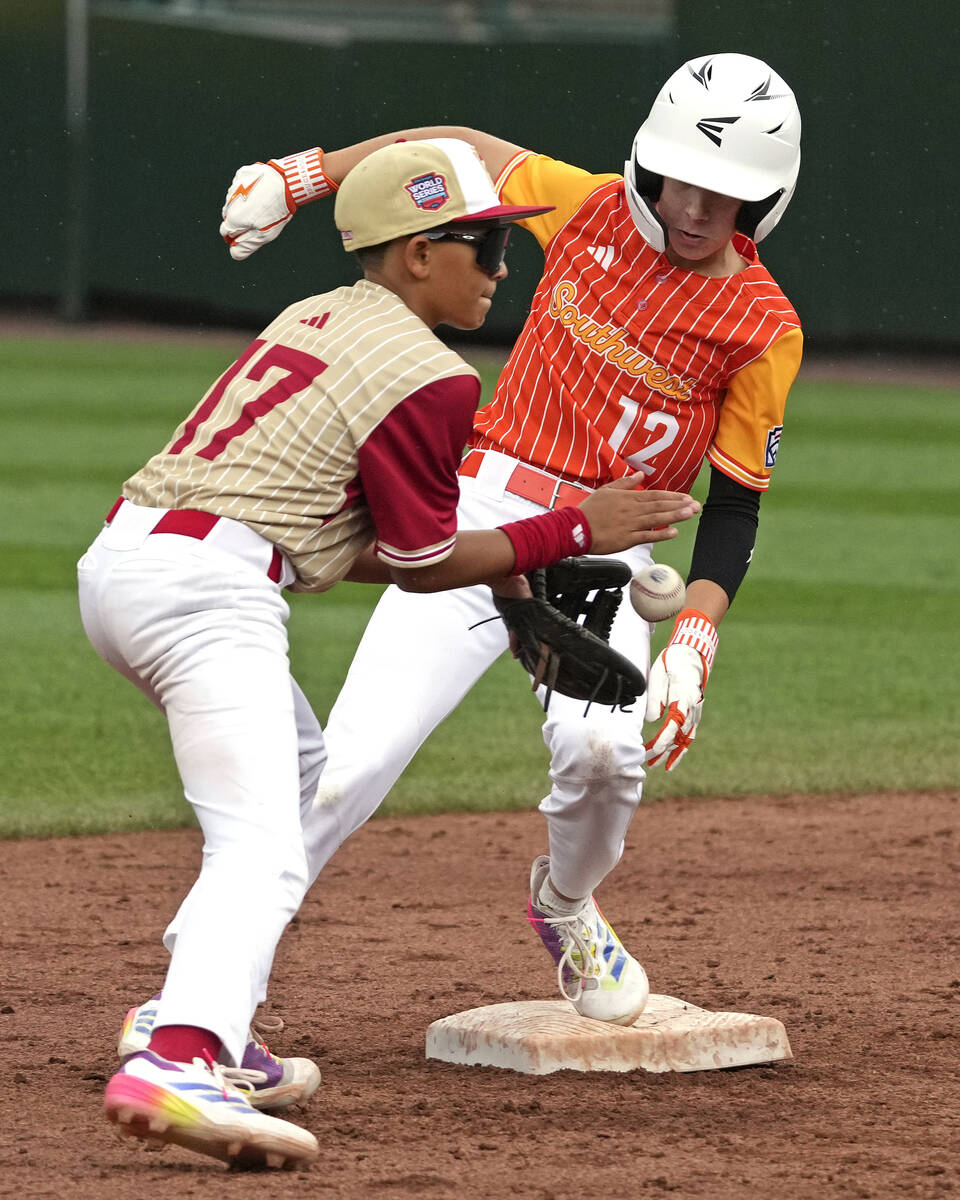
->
[537,874,587,917]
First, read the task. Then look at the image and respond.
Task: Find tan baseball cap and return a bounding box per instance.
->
[334,137,553,251]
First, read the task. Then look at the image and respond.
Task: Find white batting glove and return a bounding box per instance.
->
[219,147,335,261]
[644,609,719,772]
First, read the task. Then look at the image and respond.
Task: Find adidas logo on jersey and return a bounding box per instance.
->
[299,313,330,330]
[586,244,615,271]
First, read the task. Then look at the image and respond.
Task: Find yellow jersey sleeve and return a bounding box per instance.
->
[707,326,803,491]
[495,151,622,249]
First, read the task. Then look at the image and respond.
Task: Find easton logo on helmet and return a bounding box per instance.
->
[405,172,450,212]
[695,115,741,147]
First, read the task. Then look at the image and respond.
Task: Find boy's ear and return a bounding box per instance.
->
[403,234,432,279]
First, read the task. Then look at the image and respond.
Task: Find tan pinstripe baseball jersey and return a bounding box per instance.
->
[124,280,481,592]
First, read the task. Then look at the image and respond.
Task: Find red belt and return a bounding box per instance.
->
[105,497,284,583]
[458,450,590,511]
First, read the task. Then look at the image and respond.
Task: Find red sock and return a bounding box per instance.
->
[148,1024,222,1065]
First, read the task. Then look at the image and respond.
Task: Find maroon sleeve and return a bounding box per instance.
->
[356,373,480,567]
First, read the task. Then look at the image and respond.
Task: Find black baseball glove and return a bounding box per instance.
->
[492,557,646,711]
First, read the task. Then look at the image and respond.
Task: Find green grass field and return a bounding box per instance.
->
[1,334,957,839]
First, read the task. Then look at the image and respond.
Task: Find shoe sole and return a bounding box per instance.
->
[574,998,650,1026]
[104,1075,317,1169]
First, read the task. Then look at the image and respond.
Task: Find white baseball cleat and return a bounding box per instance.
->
[104,1050,319,1169]
[527,856,650,1025]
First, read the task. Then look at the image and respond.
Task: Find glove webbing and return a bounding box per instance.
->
[533,557,631,641]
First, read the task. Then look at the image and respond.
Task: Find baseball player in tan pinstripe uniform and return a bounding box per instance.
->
[79,138,699,1169]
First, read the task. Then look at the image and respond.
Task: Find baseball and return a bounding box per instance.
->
[629,564,686,623]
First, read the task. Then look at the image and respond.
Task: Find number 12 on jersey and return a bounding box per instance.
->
[608,396,679,479]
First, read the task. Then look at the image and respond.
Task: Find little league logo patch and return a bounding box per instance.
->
[765,424,783,468]
[406,172,450,212]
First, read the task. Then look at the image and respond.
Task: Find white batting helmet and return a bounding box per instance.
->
[624,53,801,250]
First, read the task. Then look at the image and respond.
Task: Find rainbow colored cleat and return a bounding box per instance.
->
[527,855,649,1025]
[104,1050,318,1168]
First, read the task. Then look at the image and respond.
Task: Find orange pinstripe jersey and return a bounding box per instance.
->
[475,152,803,493]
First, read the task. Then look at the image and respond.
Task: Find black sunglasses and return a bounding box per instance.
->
[421,225,512,275]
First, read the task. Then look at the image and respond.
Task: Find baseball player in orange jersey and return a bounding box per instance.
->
[211,52,803,1027]
[215,54,802,1029]
[80,138,700,1169]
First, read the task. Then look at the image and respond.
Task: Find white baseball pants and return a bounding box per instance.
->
[78,501,326,1066]
[302,449,654,903]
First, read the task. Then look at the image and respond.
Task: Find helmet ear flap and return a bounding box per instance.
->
[634,165,663,206]
[736,167,797,243]
[623,158,669,251]
[735,191,781,239]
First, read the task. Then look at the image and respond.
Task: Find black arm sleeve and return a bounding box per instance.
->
[686,466,761,604]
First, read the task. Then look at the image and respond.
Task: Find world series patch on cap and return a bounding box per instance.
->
[334,137,553,251]
[406,172,451,212]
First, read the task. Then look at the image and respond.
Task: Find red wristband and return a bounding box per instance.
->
[498,506,592,575]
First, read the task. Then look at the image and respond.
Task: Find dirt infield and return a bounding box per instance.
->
[1,789,957,1198]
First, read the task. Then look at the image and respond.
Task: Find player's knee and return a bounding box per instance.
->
[312,764,379,820]
[311,744,405,826]
[544,717,646,796]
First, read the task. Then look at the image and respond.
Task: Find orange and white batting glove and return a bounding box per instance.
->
[219,147,336,261]
[643,609,719,772]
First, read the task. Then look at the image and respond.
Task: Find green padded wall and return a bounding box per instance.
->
[5,4,956,349]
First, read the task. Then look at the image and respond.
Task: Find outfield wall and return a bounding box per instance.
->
[4,0,957,350]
